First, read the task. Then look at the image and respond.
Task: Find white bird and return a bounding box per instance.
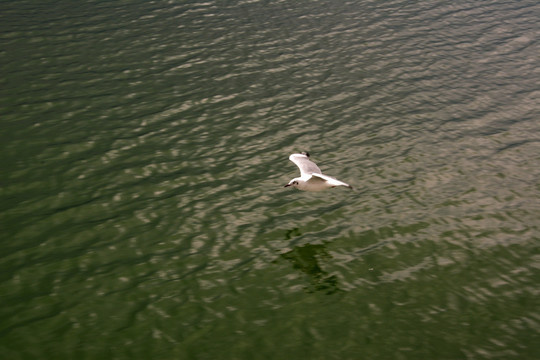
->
[284,152,353,191]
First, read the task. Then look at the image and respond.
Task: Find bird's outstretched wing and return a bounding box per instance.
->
[311,173,353,189]
[289,153,322,177]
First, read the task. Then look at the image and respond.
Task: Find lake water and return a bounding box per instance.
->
[1,0,539,359]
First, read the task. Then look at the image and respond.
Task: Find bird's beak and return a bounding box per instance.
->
[284,183,291,187]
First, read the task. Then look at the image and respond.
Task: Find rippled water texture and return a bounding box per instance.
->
[1,0,539,358]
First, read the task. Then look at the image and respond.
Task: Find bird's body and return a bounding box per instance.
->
[284,152,352,191]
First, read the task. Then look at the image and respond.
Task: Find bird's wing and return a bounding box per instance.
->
[289,153,322,177]
[307,174,327,183]
[311,173,352,189]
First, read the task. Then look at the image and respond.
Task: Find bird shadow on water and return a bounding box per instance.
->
[277,228,342,295]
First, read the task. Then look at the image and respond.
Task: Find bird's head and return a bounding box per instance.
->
[284,178,301,188]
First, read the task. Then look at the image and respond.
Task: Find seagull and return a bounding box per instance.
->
[284,152,353,191]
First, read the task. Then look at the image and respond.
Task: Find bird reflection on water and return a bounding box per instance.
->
[280,228,341,295]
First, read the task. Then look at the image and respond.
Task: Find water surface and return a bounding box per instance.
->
[1,0,539,359]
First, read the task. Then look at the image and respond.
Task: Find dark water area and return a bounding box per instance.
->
[1,0,539,359]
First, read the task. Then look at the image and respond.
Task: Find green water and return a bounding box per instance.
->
[1,0,539,359]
